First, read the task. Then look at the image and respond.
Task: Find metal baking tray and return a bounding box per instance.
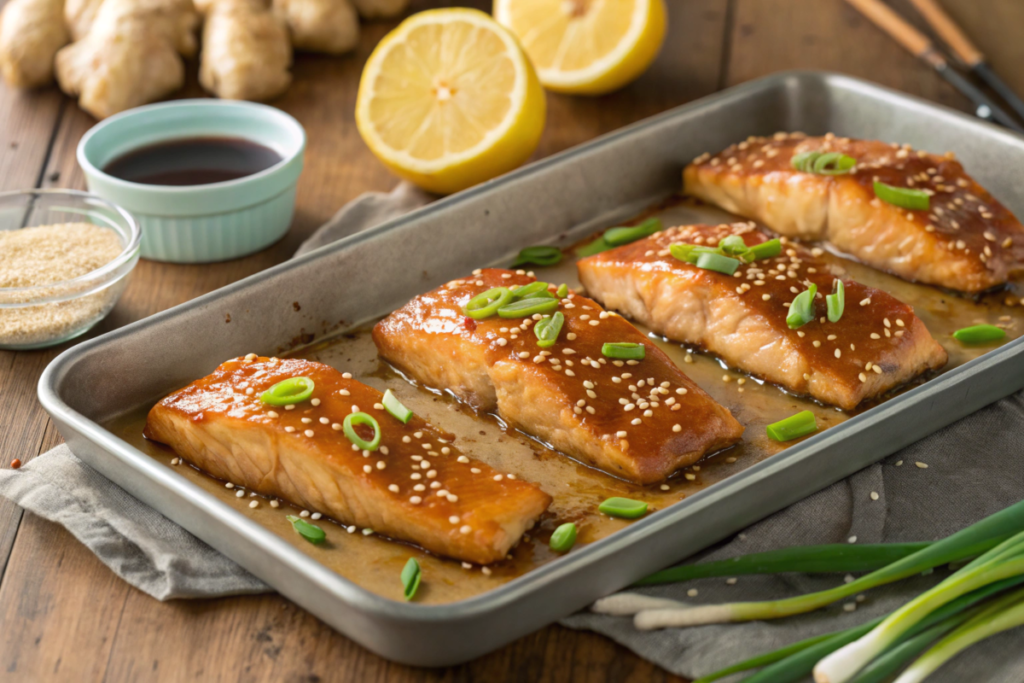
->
[39,71,1024,666]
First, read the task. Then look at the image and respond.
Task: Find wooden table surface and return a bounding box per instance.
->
[1,0,1022,680]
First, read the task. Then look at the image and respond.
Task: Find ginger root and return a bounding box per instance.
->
[0,0,69,88]
[272,0,358,55]
[349,0,406,20]
[64,0,103,40]
[199,0,292,101]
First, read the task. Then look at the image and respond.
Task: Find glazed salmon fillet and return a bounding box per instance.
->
[683,133,1024,293]
[578,223,948,411]
[373,269,743,485]
[144,356,552,565]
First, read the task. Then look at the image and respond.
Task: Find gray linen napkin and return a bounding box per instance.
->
[1,183,1022,681]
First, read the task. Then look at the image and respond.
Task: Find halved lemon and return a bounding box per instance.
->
[493,0,667,95]
[356,8,546,195]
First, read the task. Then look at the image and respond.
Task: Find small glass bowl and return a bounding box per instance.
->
[0,190,140,350]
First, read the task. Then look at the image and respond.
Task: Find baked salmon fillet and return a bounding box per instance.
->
[578,223,948,411]
[144,356,552,565]
[373,269,743,485]
[683,133,1024,293]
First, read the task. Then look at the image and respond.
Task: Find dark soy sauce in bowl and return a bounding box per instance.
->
[104,137,283,186]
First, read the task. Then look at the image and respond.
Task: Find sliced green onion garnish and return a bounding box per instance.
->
[464,287,512,320]
[874,181,930,210]
[601,342,646,360]
[827,279,845,323]
[791,150,856,175]
[401,557,421,601]
[604,217,663,246]
[510,281,552,300]
[556,283,569,298]
[497,297,560,318]
[718,234,749,256]
[669,243,718,264]
[534,312,564,348]
[382,389,412,424]
[743,238,782,262]
[511,245,562,267]
[343,412,381,451]
[549,522,577,552]
[576,236,612,256]
[599,497,648,519]
[261,376,315,406]
[766,410,817,442]
[286,515,326,544]
[953,324,1006,345]
[791,151,818,172]
[695,251,741,275]
[786,283,818,329]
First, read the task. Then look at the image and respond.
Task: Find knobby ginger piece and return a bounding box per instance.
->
[55,20,183,119]
[349,0,406,19]
[272,0,358,55]
[64,0,103,40]
[88,0,199,57]
[0,0,69,88]
[200,0,292,101]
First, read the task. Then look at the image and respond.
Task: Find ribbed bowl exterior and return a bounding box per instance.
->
[137,186,296,263]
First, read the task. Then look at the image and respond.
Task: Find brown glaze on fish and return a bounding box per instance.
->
[578,223,948,411]
[683,133,1024,293]
[144,356,552,565]
[373,269,744,485]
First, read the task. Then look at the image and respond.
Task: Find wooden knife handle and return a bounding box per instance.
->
[908,0,985,66]
[844,0,933,59]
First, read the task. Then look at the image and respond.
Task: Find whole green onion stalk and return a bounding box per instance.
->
[813,529,1024,683]
[631,499,1024,629]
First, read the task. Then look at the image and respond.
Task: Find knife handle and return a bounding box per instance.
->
[908,0,984,67]
[844,0,933,59]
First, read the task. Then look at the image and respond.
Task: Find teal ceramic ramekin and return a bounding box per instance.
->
[77,100,306,263]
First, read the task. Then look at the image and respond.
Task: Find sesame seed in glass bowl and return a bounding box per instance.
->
[0,189,140,350]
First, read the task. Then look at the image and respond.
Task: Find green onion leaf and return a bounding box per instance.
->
[743,238,782,262]
[401,557,422,601]
[604,218,663,246]
[874,181,930,210]
[695,251,741,275]
[260,377,315,406]
[953,324,1006,345]
[786,283,818,329]
[601,342,646,360]
[791,151,820,172]
[534,312,564,348]
[511,245,562,267]
[556,283,569,298]
[717,234,749,256]
[382,389,412,424]
[510,281,553,301]
[767,410,817,442]
[576,236,612,256]
[549,522,577,552]
[286,515,326,544]
[464,287,512,320]
[343,412,381,451]
[599,497,648,519]
[812,152,857,175]
[827,279,845,323]
[497,297,560,318]
[669,243,719,264]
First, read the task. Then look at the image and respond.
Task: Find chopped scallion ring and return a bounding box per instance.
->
[343,412,381,451]
[599,497,648,519]
[534,312,565,348]
[601,342,646,360]
[767,410,818,442]
[549,522,578,552]
[669,243,718,264]
[382,389,412,424]
[604,217,663,247]
[556,283,569,298]
[953,324,1007,345]
[743,238,782,262]
[286,515,326,544]
[464,287,512,320]
[401,558,422,601]
[510,281,553,301]
[718,234,749,256]
[511,245,562,267]
[576,236,612,256]
[827,280,845,323]
[811,152,856,175]
[696,251,741,275]
[261,376,315,406]
[497,297,560,318]
[787,283,818,329]
[874,181,930,210]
